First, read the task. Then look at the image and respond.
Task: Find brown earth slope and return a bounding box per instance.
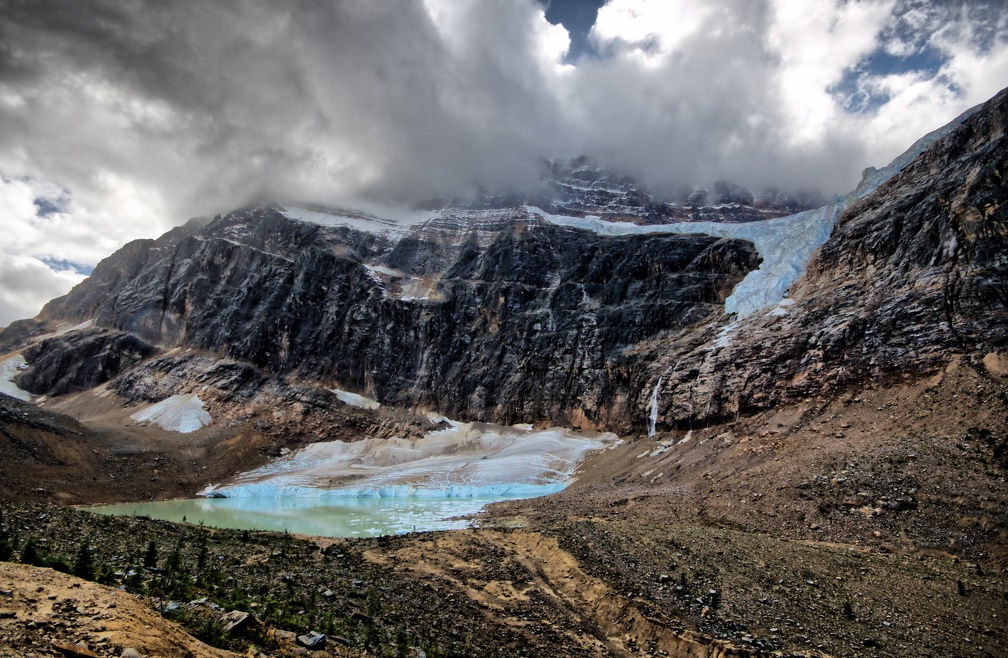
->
[0,562,238,658]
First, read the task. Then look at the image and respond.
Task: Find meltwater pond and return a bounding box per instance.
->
[87,495,517,537]
[89,421,618,537]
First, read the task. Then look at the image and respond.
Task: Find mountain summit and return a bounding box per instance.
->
[0,85,1006,658]
[3,89,1005,438]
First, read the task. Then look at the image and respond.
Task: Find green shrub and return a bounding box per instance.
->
[20,538,45,567]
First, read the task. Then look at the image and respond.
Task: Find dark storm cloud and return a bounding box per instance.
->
[0,0,572,216]
[0,0,1005,223]
[0,0,860,220]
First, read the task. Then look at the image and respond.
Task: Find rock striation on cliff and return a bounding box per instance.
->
[15,205,758,430]
[647,87,1008,429]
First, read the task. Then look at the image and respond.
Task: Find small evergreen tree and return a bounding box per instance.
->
[167,538,183,575]
[143,539,158,569]
[195,535,208,583]
[20,538,44,567]
[72,541,95,581]
[0,528,13,562]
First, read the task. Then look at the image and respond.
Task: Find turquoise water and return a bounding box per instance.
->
[86,495,517,537]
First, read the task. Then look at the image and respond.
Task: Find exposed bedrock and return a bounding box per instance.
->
[15,329,156,397]
[19,208,759,431]
[649,87,1008,429]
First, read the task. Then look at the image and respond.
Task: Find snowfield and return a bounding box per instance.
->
[280,203,434,237]
[0,355,31,402]
[330,388,381,410]
[130,393,212,433]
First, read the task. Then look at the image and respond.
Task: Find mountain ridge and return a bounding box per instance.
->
[0,85,1006,658]
[1,90,1002,438]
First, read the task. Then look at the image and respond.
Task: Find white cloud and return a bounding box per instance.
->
[0,254,85,326]
[936,7,1008,106]
[591,0,715,61]
[769,0,895,145]
[0,0,1005,325]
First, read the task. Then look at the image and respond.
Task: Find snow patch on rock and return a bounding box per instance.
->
[130,393,211,433]
[330,388,380,410]
[0,355,31,402]
[280,203,433,237]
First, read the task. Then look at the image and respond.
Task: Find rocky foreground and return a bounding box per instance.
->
[0,346,1004,657]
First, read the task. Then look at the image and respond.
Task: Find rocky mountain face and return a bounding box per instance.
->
[648,87,1008,428]
[13,205,758,431]
[5,89,1006,439]
[471,156,825,224]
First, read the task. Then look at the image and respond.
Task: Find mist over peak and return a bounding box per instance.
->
[0,0,1006,323]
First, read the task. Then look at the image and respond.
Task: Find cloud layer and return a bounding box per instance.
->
[0,0,1006,324]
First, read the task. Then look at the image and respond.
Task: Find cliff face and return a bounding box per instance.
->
[514,157,824,224]
[649,87,1008,428]
[17,329,155,397]
[9,88,1008,436]
[18,206,758,430]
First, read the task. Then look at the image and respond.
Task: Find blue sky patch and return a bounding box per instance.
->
[33,197,65,217]
[539,0,607,63]
[830,45,949,114]
[39,257,94,276]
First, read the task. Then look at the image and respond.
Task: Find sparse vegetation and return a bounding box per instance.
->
[0,498,1002,657]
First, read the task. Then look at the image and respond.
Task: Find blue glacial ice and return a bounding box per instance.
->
[200,422,618,501]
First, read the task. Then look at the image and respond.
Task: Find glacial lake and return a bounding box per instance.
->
[87,421,618,538]
[86,494,519,537]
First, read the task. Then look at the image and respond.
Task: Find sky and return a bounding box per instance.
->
[0,0,1006,326]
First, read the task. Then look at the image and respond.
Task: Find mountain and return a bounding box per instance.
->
[1,91,1003,440]
[5,203,761,435]
[0,88,1006,658]
[470,156,826,223]
[650,87,1008,426]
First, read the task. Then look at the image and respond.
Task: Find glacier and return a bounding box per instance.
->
[525,204,841,319]
[200,421,617,500]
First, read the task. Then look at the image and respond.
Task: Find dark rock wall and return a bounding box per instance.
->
[15,329,156,397]
[650,87,1008,429]
[17,206,758,430]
